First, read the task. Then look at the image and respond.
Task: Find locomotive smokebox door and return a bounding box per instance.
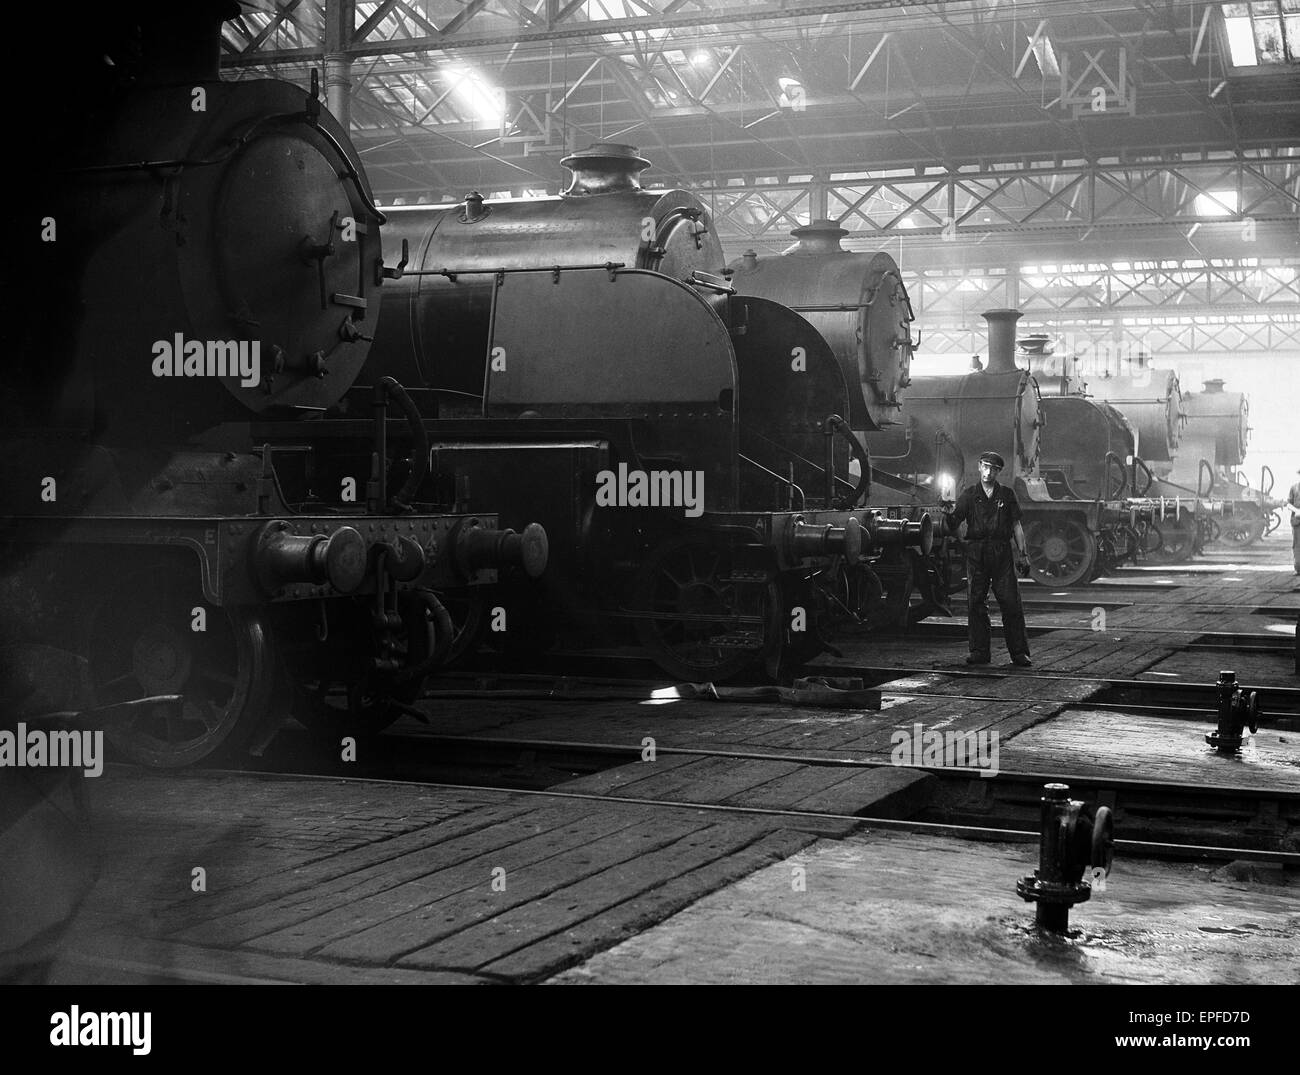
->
[173,82,384,414]
[728,223,916,432]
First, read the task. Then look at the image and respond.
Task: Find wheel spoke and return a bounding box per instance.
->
[197,667,237,687]
[194,699,225,734]
[660,565,689,592]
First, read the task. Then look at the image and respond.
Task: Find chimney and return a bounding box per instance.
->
[1202,378,1225,393]
[561,143,652,196]
[789,219,848,254]
[982,309,1023,373]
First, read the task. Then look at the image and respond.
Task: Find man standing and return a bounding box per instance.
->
[1288,467,1300,576]
[946,451,1033,666]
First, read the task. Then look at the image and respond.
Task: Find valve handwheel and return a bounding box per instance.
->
[1243,691,1260,735]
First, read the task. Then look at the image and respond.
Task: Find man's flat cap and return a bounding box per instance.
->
[979,451,1006,469]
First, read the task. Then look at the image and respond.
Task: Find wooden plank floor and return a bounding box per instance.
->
[1001,709,1300,789]
[553,758,937,823]
[549,831,1300,985]
[43,769,819,984]
[392,547,1298,797]
[31,539,1296,986]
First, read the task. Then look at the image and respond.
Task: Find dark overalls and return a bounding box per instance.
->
[950,482,1030,661]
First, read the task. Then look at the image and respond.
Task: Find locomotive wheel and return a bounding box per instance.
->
[631,535,779,681]
[286,592,434,741]
[1221,517,1266,547]
[1025,519,1096,588]
[87,568,275,768]
[1144,521,1195,564]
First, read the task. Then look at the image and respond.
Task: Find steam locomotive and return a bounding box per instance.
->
[1025,342,1186,464]
[729,226,1153,587]
[354,147,940,678]
[3,6,546,767]
[1022,339,1202,563]
[1026,340,1276,552]
[1171,380,1282,546]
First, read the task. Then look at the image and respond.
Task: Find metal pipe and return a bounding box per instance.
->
[373,376,430,511]
[393,589,456,684]
[324,54,352,131]
[825,414,871,507]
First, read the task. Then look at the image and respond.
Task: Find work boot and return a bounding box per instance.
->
[965,654,990,665]
[1011,654,1032,667]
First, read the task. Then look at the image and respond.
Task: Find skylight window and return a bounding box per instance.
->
[444,66,505,127]
[1194,189,1240,215]
[1220,2,1300,66]
[1030,34,1060,77]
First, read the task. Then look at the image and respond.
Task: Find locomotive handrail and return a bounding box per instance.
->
[787,303,871,311]
[1103,451,1129,499]
[64,111,390,227]
[397,262,627,278]
[890,270,918,324]
[824,415,871,508]
[372,377,429,513]
[739,453,805,510]
[687,271,735,293]
[744,429,864,500]
[1131,456,1155,497]
[1198,459,1216,497]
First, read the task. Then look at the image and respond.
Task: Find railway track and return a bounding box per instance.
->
[415,659,1300,720]
[899,618,1297,652]
[223,732,1300,866]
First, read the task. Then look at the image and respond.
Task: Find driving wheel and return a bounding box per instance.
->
[1144,519,1195,564]
[283,591,435,741]
[1025,518,1097,587]
[631,534,779,681]
[1221,516,1266,547]
[87,564,276,768]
